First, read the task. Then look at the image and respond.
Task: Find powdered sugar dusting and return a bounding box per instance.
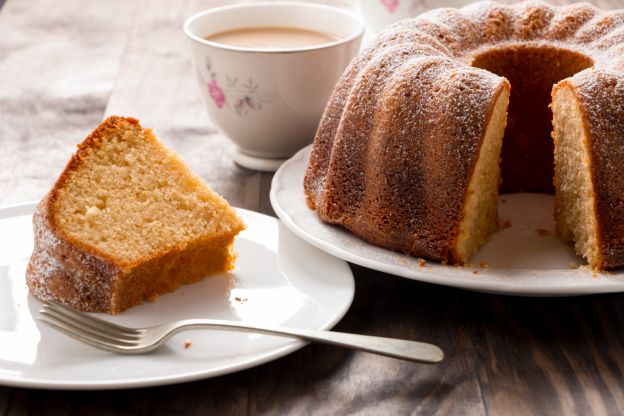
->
[29,199,62,284]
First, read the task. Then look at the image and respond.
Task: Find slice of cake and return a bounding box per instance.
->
[26,116,246,313]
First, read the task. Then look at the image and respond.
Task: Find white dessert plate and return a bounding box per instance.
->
[0,203,354,389]
[270,145,624,296]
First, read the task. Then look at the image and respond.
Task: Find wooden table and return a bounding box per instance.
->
[2,0,624,414]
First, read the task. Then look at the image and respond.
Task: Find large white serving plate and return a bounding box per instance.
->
[0,203,354,389]
[270,145,624,296]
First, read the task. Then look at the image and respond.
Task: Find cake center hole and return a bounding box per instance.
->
[471,45,593,194]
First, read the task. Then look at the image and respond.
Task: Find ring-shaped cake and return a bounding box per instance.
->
[304,1,624,269]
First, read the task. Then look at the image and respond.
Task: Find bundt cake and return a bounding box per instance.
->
[304,0,624,269]
[27,116,246,313]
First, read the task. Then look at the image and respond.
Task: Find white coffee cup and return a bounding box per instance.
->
[184,2,364,171]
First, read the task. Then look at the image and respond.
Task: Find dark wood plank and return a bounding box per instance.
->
[259,173,277,217]
[7,374,250,416]
[476,293,624,415]
[0,388,10,416]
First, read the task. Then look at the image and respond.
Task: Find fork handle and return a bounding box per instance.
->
[169,319,444,363]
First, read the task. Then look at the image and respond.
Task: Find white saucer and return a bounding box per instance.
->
[270,145,624,296]
[0,202,354,389]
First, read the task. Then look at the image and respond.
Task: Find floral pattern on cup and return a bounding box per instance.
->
[381,0,399,13]
[201,56,275,116]
[207,79,226,109]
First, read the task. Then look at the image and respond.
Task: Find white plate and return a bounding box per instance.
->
[270,145,624,296]
[0,203,354,389]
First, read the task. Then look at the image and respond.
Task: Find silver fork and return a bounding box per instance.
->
[38,301,444,363]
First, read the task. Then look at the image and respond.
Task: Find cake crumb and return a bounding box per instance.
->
[184,341,192,350]
[441,260,448,266]
[234,296,248,303]
[479,261,489,269]
[592,271,599,279]
[568,263,578,269]
[418,259,426,267]
[498,218,512,230]
[535,228,550,236]
[472,269,479,274]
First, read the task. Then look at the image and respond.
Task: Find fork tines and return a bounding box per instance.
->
[39,301,141,352]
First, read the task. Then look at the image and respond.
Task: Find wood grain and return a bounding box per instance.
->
[4,0,624,414]
[0,389,9,416]
[0,0,136,205]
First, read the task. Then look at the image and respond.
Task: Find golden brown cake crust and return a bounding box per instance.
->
[304,0,624,265]
[26,116,244,313]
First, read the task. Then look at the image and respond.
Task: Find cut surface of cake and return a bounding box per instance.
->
[304,0,624,268]
[552,72,624,270]
[27,116,246,313]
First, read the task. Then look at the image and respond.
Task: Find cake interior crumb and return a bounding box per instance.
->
[553,85,601,267]
[54,124,241,264]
